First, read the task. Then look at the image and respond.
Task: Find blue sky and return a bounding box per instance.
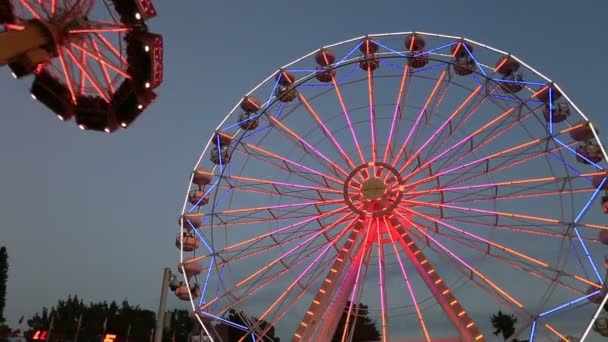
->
[2,0,608,339]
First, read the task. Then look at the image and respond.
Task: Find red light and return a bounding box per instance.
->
[602,196,608,214]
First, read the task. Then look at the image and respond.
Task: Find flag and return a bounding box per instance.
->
[125,324,131,342]
[102,317,107,332]
[18,315,24,324]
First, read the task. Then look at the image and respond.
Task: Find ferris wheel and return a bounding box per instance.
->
[176,32,608,342]
[0,0,163,132]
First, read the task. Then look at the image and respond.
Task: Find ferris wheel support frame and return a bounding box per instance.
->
[0,21,53,66]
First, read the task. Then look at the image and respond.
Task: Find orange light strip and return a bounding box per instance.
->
[225,206,348,252]
[19,0,41,19]
[383,64,410,164]
[409,208,548,268]
[70,41,130,78]
[235,211,352,288]
[559,122,585,135]
[94,33,128,65]
[404,199,560,224]
[331,77,366,164]
[225,174,343,193]
[494,57,508,73]
[392,70,448,170]
[297,93,357,170]
[544,323,569,341]
[405,137,543,190]
[79,42,87,94]
[242,142,344,185]
[399,85,483,174]
[201,225,352,314]
[89,40,116,94]
[267,115,350,177]
[405,106,515,182]
[64,48,110,103]
[530,85,550,99]
[57,49,77,104]
[399,212,524,308]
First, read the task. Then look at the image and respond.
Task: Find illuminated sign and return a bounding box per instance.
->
[32,330,47,340]
[103,334,117,342]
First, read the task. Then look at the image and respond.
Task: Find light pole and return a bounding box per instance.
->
[154,268,178,342]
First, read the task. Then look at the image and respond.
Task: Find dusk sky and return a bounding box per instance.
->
[2,0,608,340]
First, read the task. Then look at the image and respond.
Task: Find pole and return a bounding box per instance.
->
[154,268,172,342]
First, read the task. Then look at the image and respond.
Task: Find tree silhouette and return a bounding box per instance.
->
[27,296,156,341]
[0,246,8,324]
[162,309,194,342]
[490,310,527,342]
[224,309,280,342]
[332,301,381,342]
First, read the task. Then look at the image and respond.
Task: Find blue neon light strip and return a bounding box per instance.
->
[461,43,486,77]
[212,265,226,312]
[553,137,602,170]
[198,310,249,331]
[336,41,364,66]
[200,257,215,306]
[491,78,547,87]
[571,177,606,284]
[539,290,602,317]
[470,73,483,87]
[548,88,554,134]
[529,320,537,341]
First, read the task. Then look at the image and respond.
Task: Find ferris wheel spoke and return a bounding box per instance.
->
[331,77,366,164]
[408,207,549,268]
[57,48,77,104]
[384,216,431,341]
[208,221,351,318]
[265,115,350,178]
[78,41,87,94]
[218,205,348,256]
[222,174,342,196]
[18,0,41,19]
[418,109,539,184]
[64,47,110,102]
[88,38,115,93]
[240,142,344,187]
[386,214,485,340]
[94,33,128,65]
[390,70,448,171]
[252,218,359,327]
[397,212,526,310]
[68,22,131,34]
[405,136,554,191]
[405,104,516,184]
[200,199,344,230]
[297,93,357,170]
[402,199,608,231]
[405,208,601,289]
[411,217,600,294]
[214,184,329,204]
[408,173,597,209]
[233,212,352,290]
[70,41,130,79]
[367,67,378,165]
[398,85,483,175]
[383,64,410,164]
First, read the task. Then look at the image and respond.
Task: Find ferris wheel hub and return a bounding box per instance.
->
[344,162,404,217]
